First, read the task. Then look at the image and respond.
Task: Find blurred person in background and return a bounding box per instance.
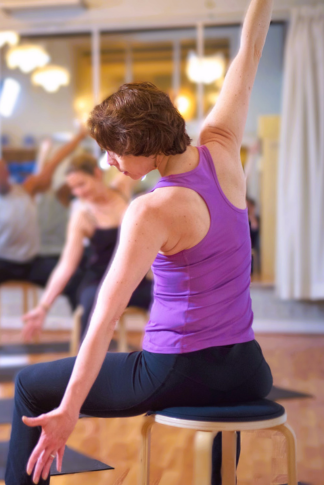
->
[247,197,260,274]
[22,153,152,343]
[29,140,88,310]
[0,129,87,287]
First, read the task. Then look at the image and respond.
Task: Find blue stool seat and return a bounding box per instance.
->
[148,399,285,423]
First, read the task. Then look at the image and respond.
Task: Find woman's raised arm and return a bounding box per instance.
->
[199,0,273,155]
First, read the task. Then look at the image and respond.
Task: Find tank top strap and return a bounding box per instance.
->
[153,146,210,188]
[152,145,220,217]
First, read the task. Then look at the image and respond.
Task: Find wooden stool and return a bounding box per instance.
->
[140,400,297,485]
[70,305,84,356]
[0,281,39,341]
[117,307,148,352]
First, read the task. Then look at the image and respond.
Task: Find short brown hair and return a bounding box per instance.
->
[66,153,98,176]
[87,82,191,157]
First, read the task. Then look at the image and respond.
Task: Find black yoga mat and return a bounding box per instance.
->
[266,385,313,401]
[0,338,135,358]
[0,340,138,383]
[0,399,14,425]
[0,363,28,383]
[0,441,113,480]
[0,342,70,355]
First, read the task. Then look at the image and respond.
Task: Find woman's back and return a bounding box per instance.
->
[144,145,254,353]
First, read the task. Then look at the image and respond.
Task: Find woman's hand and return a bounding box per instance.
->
[23,406,79,484]
[22,306,47,342]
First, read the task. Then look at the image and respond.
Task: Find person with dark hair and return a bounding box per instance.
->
[22,153,152,343]
[5,1,273,484]
[89,82,191,157]
[0,130,87,286]
[246,197,260,273]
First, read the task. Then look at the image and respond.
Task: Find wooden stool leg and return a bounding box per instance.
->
[23,285,28,314]
[221,431,237,485]
[70,306,83,356]
[273,423,298,485]
[118,314,128,352]
[194,431,215,485]
[139,416,154,485]
[32,287,38,307]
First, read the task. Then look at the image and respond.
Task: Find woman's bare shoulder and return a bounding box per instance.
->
[68,203,94,238]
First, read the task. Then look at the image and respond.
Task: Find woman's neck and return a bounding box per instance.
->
[156,145,198,177]
[92,183,113,204]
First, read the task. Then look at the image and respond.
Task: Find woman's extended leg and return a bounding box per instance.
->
[4,350,176,485]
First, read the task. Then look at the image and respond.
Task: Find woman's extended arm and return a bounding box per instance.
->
[199,0,273,154]
[23,195,168,483]
[23,128,87,197]
[22,211,86,341]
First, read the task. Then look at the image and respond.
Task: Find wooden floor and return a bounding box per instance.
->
[0,330,323,485]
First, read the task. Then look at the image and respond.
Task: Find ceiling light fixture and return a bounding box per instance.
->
[31,65,70,93]
[6,44,50,73]
[186,51,225,84]
[0,31,20,49]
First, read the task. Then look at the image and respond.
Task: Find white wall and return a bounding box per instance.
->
[1,38,77,146]
[247,23,285,136]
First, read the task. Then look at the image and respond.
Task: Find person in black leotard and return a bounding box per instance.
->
[22,152,152,342]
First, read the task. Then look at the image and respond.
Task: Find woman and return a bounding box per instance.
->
[22,153,152,342]
[5,1,273,483]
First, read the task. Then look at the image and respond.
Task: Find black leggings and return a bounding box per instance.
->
[0,256,86,311]
[28,256,86,310]
[5,340,272,485]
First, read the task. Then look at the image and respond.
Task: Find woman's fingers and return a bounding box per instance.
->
[24,409,75,481]
[26,438,46,476]
[22,322,37,341]
[32,449,53,484]
[56,445,65,473]
[22,312,31,322]
[41,452,56,481]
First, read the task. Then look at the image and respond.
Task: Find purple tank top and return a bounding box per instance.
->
[142,145,254,354]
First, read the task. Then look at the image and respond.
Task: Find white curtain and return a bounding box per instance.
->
[276,6,324,300]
